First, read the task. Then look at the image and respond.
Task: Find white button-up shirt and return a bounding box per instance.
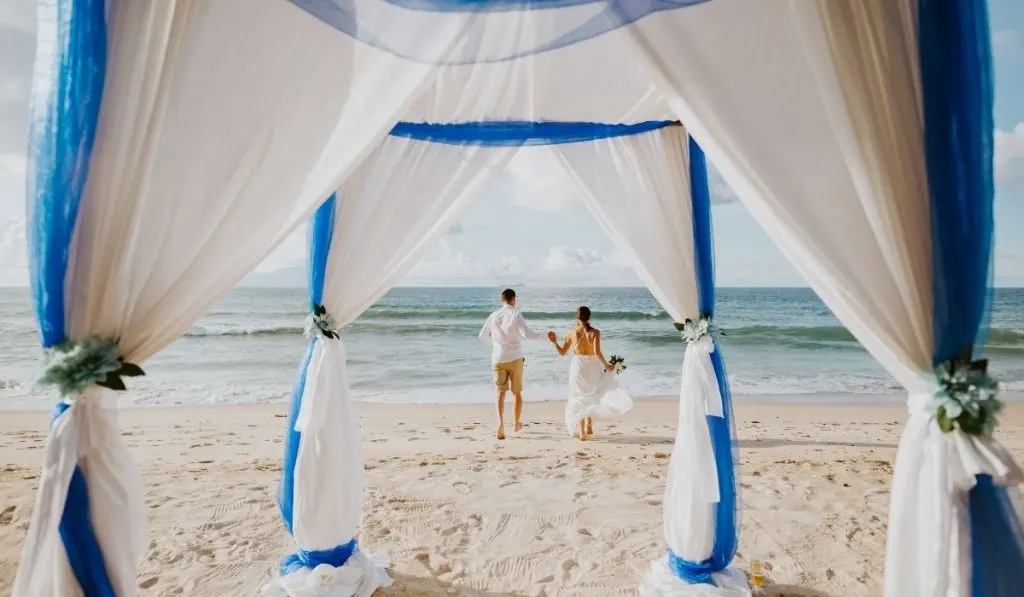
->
[479,305,545,364]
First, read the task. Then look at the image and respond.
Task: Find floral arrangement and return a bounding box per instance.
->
[305,303,339,339]
[609,354,627,374]
[674,315,720,343]
[927,359,1002,436]
[40,336,145,396]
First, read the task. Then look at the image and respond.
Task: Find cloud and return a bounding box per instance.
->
[490,147,581,213]
[403,239,526,286]
[0,0,35,158]
[537,246,640,286]
[996,123,1024,193]
[0,216,27,286]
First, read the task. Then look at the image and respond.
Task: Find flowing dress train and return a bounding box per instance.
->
[565,354,633,436]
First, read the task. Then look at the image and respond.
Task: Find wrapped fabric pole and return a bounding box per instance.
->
[13,2,148,595]
[886,1,1024,595]
[551,127,745,596]
[267,195,391,597]
[265,137,518,596]
[642,139,746,597]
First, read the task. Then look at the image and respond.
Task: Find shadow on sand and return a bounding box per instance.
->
[381,573,837,597]
[761,584,836,597]
[380,572,518,596]
[576,434,896,450]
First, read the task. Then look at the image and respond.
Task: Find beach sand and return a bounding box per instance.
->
[2,400,1024,597]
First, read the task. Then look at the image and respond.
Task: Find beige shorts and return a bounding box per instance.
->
[493,358,525,393]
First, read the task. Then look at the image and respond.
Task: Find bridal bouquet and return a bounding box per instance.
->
[609,355,627,375]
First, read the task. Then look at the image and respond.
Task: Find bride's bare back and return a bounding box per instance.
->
[571,326,599,356]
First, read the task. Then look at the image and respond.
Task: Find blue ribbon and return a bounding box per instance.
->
[389,120,676,146]
[278,195,337,534]
[667,550,716,586]
[279,539,359,576]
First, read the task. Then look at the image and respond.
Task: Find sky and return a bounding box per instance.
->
[2,1,1024,288]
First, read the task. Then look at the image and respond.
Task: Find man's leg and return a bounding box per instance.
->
[494,362,509,440]
[496,389,507,440]
[511,358,525,432]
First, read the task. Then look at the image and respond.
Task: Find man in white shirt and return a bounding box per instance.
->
[479,288,551,440]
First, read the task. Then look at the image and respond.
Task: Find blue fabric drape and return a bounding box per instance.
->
[389,120,676,146]
[918,0,1024,594]
[667,138,739,583]
[28,1,113,595]
[288,0,710,64]
[279,194,337,534]
[279,539,359,576]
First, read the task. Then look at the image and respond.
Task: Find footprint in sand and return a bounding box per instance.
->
[0,505,16,525]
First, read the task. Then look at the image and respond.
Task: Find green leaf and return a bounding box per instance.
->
[969,359,988,374]
[673,322,685,332]
[118,362,145,377]
[959,413,985,436]
[96,373,127,391]
[314,304,326,316]
[936,407,955,433]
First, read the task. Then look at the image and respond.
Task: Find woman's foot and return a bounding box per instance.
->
[514,422,524,432]
[578,421,588,440]
[585,418,594,437]
[496,427,505,440]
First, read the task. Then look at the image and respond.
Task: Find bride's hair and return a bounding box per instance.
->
[576,306,592,331]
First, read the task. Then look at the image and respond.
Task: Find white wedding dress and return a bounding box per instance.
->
[565,353,634,436]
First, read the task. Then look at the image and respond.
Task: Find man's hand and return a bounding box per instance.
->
[547,331,557,342]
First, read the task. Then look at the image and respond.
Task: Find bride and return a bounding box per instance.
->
[548,307,633,440]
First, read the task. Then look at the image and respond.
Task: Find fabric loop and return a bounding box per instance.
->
[279,538,359,576]
[684,336,723,418]
[667,550,717,586]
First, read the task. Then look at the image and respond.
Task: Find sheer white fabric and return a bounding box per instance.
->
[554,127,745,595]
[564,355,633,435]
[14,1,474,594]
[265,137,517,596]
[626,2,1023,594]
[403,27,673,123]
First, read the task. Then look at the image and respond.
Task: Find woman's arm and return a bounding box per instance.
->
[595,330,612,370]
[552,330,574,356]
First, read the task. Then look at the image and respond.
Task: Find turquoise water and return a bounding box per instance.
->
[3,287,1024,407]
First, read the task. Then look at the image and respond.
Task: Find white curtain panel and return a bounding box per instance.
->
[625,1,1024,595]
[14,1,476,594]
[264,138,517,597]
[554,127,747,596]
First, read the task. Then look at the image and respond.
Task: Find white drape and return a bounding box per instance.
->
[14,1,475,594]
[264,137,517,597]
[626,2,1024,594]
[554,127,747,596]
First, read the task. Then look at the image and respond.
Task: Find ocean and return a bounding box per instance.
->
[3,286,1024,409]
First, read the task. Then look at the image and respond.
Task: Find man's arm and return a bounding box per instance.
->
[517,312,546,340]
[479,315,493,342]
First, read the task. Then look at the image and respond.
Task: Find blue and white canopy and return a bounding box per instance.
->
[15,1,1023,597]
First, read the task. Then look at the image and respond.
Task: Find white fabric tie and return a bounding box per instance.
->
[677,335,723,505]
[887,393,1024,597]
[685,335,724,419]
[295,338,338,434]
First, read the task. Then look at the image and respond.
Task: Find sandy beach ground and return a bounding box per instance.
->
[2,399,1024,597]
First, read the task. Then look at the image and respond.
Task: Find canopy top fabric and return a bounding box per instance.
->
[290,0,712,63]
